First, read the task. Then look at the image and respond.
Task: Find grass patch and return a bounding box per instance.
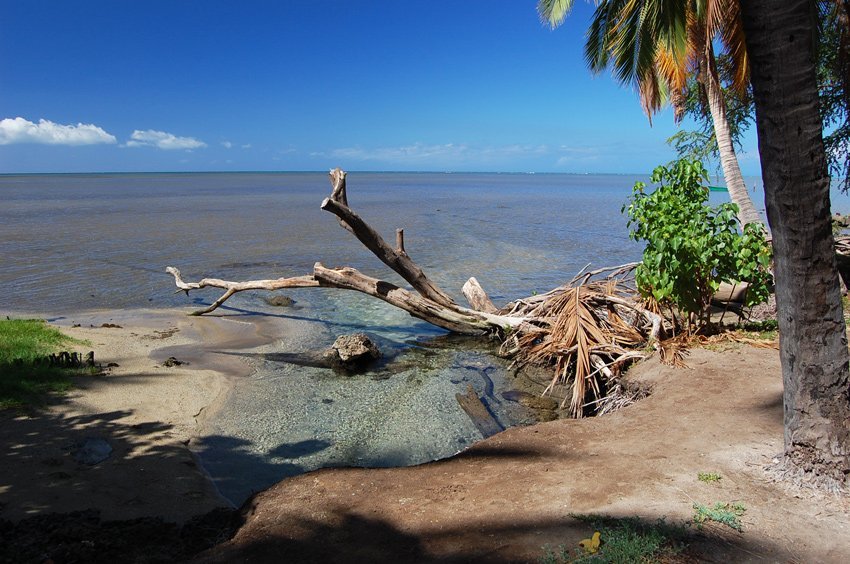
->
[697,472,722,483]
[541,515,685,563]
[0,318,88,409]
[692,502,746,532]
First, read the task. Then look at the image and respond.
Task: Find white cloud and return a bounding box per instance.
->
[241,144,252,149]
[126,129,206,150]
[221,141,233,149]
[328,143,550,164]
[554,145,602,166]
[0,117,116,146]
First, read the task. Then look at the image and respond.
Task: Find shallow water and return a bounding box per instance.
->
[7,170,831,504]
[0,171,650,313]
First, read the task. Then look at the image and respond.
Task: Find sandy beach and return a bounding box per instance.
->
[0,308,287,523]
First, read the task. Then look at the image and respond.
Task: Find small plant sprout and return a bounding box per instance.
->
[692,501,746,531]
[697,472,722,483]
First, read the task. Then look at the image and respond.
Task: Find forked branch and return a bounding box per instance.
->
[165,169,659,417]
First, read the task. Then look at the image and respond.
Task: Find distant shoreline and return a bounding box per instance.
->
[0,169,661,177]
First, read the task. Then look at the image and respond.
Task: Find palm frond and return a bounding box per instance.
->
[714,0,749,94]
[585,0,624,73]
[510,278,654,417]
[537,0,576,28]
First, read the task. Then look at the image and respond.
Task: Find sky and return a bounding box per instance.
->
[0,0,762,175]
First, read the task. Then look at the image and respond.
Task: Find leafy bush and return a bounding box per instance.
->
[623,159,772,332]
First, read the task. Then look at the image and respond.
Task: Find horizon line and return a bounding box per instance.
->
[0,169,749,178]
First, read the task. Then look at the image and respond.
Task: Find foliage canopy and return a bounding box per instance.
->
[624,159,772,331]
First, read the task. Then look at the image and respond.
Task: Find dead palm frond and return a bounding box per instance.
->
[658,339,691,368]
[507,279,654,417]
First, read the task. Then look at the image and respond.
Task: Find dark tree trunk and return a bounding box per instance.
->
[741,0,850,486]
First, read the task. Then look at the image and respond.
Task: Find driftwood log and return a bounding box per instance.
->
[455,384,503,438]
[167,168,662,416]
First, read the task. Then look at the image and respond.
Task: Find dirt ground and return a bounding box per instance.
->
[2,312,849,562]
[198,345,850,563]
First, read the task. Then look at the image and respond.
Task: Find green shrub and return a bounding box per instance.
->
[623,159,772,332]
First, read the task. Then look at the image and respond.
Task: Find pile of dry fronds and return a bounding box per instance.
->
[500,268,661,417]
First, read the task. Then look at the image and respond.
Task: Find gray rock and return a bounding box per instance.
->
[324,333,381,371]
[264,295,294,307]
[73,438,112,465]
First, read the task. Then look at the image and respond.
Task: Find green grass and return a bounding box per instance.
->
[692,502,746,532]
[697,472,722,483]
[540,515,685,563]
[0,318,88,409]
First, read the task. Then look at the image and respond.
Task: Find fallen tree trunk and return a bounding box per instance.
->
[166,168,660,416]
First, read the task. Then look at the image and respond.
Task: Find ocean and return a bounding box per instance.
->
[0,171,652,316]
[4,171,844,503]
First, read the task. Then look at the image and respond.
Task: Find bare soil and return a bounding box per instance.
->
[198,345,849,563]
[2,314,848,563]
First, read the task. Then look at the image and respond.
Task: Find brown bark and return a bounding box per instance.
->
[455,384,503,438]
[166,170,523,333]
[741,0,850,487]
[166,266,319,315]
[461,277,498,314]
[313,263,522,335]
[167,262,521,334]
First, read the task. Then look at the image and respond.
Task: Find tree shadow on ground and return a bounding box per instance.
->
[190,435,330,505]
[0,368,299,520]
[0,406,176,517]
[193,508,792,564]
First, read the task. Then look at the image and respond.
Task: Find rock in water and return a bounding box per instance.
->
[502,390,559,411]
[264,295,294,307]
[325,333,381,371]
[73,438,112,465]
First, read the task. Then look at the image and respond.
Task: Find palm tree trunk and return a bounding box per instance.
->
[700,43,766,231]
[741,0,850,487]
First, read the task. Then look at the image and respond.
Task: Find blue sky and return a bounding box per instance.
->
[0,0,761,174]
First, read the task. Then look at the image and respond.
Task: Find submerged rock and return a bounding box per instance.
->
[501,390,559,411]
[163,357,186,367]
[264,294,295,307]
[324,333,381,372]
